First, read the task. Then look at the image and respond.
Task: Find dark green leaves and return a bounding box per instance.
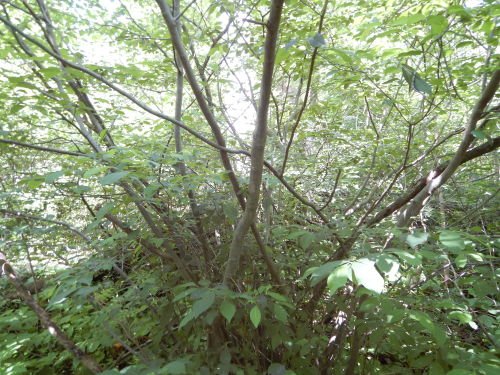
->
[220,300,236,323]
[179,290,216,328]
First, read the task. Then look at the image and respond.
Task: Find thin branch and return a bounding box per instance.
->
[280,0,329,176]
[0,137,86,157]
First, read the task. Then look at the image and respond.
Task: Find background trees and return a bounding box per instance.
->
[0,0,498,374]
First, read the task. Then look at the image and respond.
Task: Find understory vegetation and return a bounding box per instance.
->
[0,0,498,374]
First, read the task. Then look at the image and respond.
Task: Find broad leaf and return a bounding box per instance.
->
[250,306,261,328]
[351,258,384,294]
[220,300,236,323]
[307,33,326,48]
[100,171,129,185]
[327,263,351,294]
[406,231,429,248]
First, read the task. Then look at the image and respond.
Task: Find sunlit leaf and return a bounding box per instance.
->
[351,258,384,294]
[327,263,351,294]
[439,231,465,252]
[406,231,429,248]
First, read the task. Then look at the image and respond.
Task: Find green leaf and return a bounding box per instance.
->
[274,304,288,323]
[455,253,468,268]
[307,33,326,48]
[220,300,236,323]
[401,64,432,95]
[192,290,216,318]
[223,203,239,222]
[39,67,61,79]
[413,75,432,95]
[308,261,342,285]
[375,254,399,273]
[100,171,129,185]
[406,231,429,248]
[439,231,465,252]
[45,170,65,183]
[392,13,425,25]
[327,263,351,294]
[389,249,422,266]
[448,311,472,324]
[83,166,108,178]
[24,176,45,189]
[408,310,446,346]
[299,232,315,250]
[179,290,216,328]
[351,258,384,294]
[427,15,448,35]
[471,130,487,140]
[267,292,288,303]
[163,360,186,374]
[250,305,261,328]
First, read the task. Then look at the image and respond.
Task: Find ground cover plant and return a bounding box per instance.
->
[0,0,498,374]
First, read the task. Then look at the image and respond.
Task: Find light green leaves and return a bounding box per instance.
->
[406,231,429,248]
[100,171,129,185]
[249,306,261,328]
[162,360,187,374]
[274,304,288,323]
[391,13,425,25]
[427,15,448,35]
[317,258,385,295]
[439,231,465,252]
[351,258,384,294]
[389,248,422,266]
[220,300,236,323]
[471,130,488,140]
[327,263,351,295]
[306,260,343,286]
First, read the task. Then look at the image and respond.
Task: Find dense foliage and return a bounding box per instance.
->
[0,0,498,374]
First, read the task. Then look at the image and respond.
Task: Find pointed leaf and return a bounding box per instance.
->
[414,75,432,95]
[100,171,129,185]
[327,263,351,294]
[274,304,288,323]
[439,231,465,252]
[406,231,429,248]
[45,170,65,183]
[250,305,261,328]
[220,300,236,323]
[351,258,384,294]
[192,290,216,318]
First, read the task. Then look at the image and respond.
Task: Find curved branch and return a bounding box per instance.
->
[367,135,500,227]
